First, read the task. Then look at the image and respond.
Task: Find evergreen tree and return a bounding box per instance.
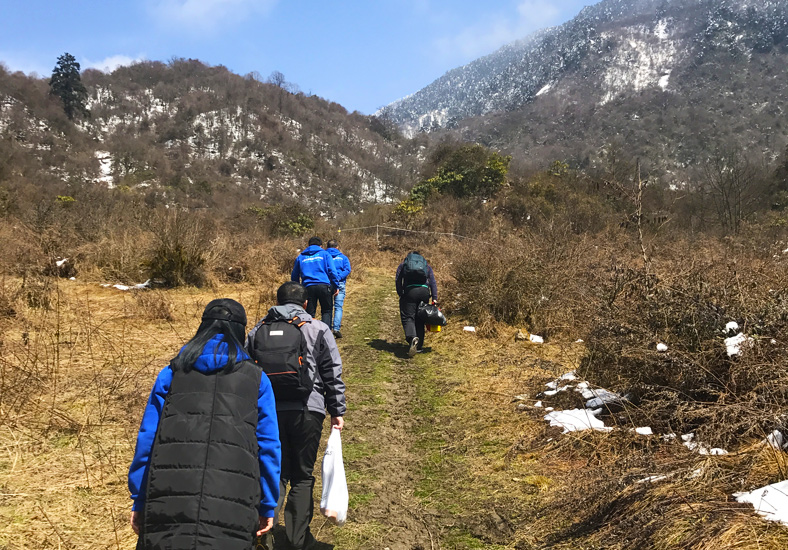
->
[49,53,89,120]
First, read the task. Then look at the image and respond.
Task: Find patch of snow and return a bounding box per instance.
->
[529,333,544,344]
[735,480,788,525]
[103,280,151,291]
[658,71,671,90]
[535,82,553,96]
[95,150,114,188]
[600,26,680,104]
[654,19,670,40]
[725,332,753,357]
[681,433,728,455]
[635,427,654,436]
[657,342,668,352]
[463,326,476,332]
[766,430,787,451]
[637,474,669,484]
[725,321,740,333]
[545,409,613,434]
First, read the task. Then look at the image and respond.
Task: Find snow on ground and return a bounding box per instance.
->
[600,24,679,104]
[536,82,553,97]
[544,408,612,433]
[101,280,151,291]
[725,332,754,356]
[95,150,114,188]
[536,370,729,457]
[735,480,788,526]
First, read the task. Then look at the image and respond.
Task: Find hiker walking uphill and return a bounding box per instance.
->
[396,251,438,358]
[247,282,346,550]
[128,298,281,550]
[325,239,351,339]
[292,236,340,326]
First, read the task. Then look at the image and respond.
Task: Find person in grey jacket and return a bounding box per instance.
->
[246,281,346,550]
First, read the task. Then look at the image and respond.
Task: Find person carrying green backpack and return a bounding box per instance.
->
[395,251,438,357]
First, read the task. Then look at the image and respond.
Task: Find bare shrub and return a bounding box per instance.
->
[449,230,593,337]
[580,237,788,445]
[145,211,211,287]
[0,278,19,318]
[23,276,53,310]
[134,290,175,321]
[0,220,47,277]
[82,228,152,283]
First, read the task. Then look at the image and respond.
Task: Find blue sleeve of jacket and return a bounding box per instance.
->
[427,264,438,302]
[395,262,404,296]
[257,375,281,517]
[324,251,340,287]
[291,257,301,283]
[340,255,351,281]
[128,366,173,511]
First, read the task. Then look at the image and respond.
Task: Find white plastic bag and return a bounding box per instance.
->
[320,427,348,526]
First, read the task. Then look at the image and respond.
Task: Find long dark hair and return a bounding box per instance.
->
[170,304,247,372]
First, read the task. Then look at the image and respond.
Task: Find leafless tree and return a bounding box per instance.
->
[701,146,767,234]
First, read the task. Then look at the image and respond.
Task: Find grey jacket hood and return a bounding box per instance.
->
[264,303,310,322]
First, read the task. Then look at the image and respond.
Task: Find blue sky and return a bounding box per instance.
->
[0,0,593,115]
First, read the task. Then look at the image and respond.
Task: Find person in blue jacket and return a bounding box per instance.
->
[128,298,281,550]
[291,236,339,326]
[325,239,351,339]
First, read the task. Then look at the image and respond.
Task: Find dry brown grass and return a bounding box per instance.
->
[0,278,293,549]
[3,224,788,549]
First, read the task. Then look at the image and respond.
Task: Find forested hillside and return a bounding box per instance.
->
[0,58,423,215]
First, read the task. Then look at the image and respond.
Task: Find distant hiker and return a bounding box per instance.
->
[396,251,438,357]
[128,298,280,550]
[325,239,351,339]
[291,236,340,326]
[246,281,346,550]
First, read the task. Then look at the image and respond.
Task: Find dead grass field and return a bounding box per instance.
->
[2,254,788,549]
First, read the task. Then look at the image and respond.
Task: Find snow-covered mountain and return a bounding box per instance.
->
[379,0,788,175]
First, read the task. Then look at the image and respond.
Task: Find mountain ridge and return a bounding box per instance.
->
[378,0,788,180]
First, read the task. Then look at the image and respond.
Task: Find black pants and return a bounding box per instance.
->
[306,284,333,326]
[275,409,324,550]
[400,286,431,348]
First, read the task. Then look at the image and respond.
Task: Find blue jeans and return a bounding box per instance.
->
[332,281,346,331]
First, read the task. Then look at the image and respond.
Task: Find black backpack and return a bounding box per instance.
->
[403,252,428,284]
[250,317,313,402]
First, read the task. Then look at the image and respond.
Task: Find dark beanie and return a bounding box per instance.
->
[201,298,247,326]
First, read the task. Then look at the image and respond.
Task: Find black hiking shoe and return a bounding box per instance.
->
[408,337,419,358]
[333,330,342,339]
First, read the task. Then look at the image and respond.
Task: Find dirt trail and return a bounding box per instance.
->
[315,266,440,550]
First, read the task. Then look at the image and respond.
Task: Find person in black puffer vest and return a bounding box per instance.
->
[128,298,281,549]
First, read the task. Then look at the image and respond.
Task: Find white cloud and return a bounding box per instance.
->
[85,54,146,73]
[0,51,50,78]
[149,0,278,31]
[433,0,562,62]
